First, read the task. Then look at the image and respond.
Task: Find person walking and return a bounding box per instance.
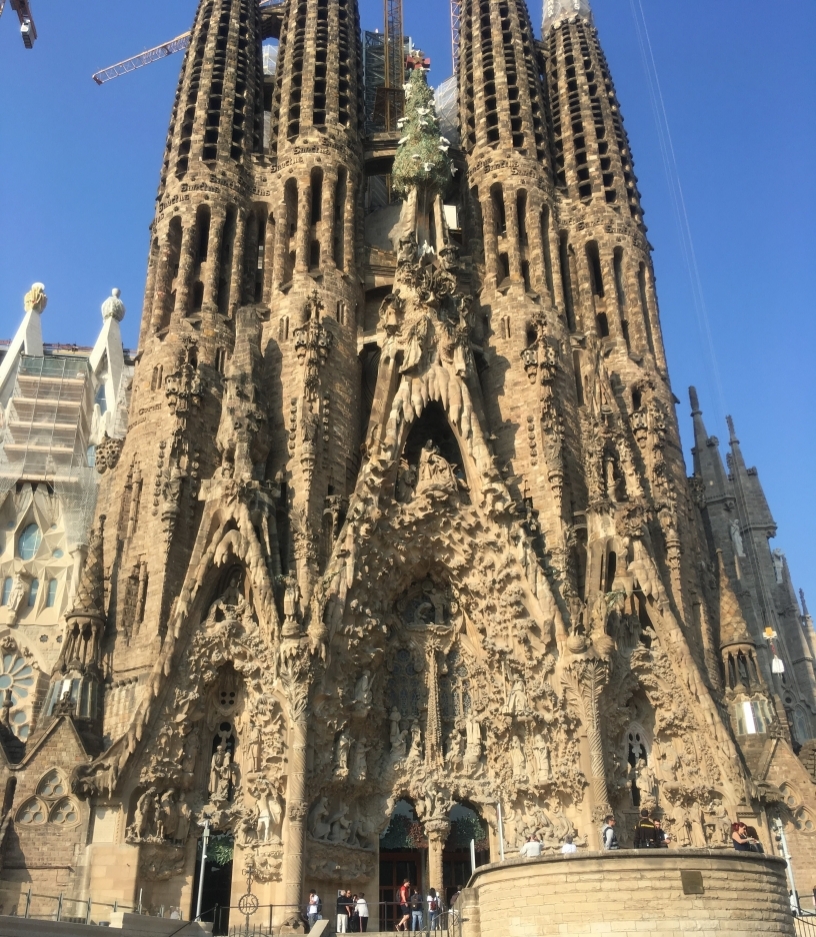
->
[426,888,441,932]
[396,879,411,932]
[602,815,619,850]
[307,891,321,930]
[653,819,669,848]
[337,889,350,934]
[355,893,369,933]
[410,888,423,931]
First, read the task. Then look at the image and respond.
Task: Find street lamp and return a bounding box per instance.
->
[195,819,210,921]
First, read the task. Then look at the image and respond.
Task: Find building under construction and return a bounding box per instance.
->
[0,1,814,934]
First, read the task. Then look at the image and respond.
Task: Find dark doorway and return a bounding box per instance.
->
[402,401,464,477]
[190,833,234,936]
[443,804,489,905]
[380,800,425,929]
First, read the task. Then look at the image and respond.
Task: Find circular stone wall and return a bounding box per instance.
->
[458,849,795,937]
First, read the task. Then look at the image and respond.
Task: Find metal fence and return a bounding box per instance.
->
[0,884,138,925]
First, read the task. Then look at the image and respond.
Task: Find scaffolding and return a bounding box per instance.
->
[435,75,459,146]
[0,356,99,548]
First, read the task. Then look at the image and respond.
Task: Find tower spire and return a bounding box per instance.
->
[543,0,592,31]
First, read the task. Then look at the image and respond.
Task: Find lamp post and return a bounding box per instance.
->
[195,819,210,921]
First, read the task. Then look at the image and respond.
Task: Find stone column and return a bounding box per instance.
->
[203,210,226,309]
[562,642,611,819]
[173,221,199,318]
[296,185,312,273]
[279,652,311,933]
[425,818,450,900]
[321,171,336,273]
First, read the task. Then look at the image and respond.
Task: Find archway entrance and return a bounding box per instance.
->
[443,805,489,906]
[379,800,426,930]
[190,832,234,936]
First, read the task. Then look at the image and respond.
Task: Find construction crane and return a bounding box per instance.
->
[92,0,285,85]
[1,0,37,49]
[450,0,461,74]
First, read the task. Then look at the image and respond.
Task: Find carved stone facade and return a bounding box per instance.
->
[0,0,814,930]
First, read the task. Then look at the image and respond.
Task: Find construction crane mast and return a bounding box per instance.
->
[450,0,461,74]
[1,0,37,48]
[379,0,405,132]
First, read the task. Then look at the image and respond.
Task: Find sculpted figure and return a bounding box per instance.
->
[407,721,423,765]
[157,790,178,840]
[354,671,373,708]
[464,716,482,772]
[209,742,227,796]
[506,678,528,715]
[417,440,458,492]
[130,788,158,841]
[395,460,417,503]
[214,750,234,804]
[397,233,417,267]
[729,519,745,557]
[335,730,350,775]
[510,735,528,782]
[6,575,27,623]
[351,737,370,782]
[328,801,351,843]
[248,723,263,773]
[390,709,408,758]
[532,733,551,784]
[445,728,465,770]
[176,800,192,843]
[24,283,48,314]
[308,797,331,841]
[632,757,656,806]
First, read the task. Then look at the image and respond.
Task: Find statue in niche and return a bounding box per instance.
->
[709,801,732,847]
[407,579,448,628]
[389,708,408,758]
[182,732,199,782]
[335,730,350,777]
[6,575,28,624]
[209,742,228,796]
[129,788,158,841]
[253,781,283,844]
[395,459,417,503]
[380,291,404,335]
[248,723,263,774]
[328,801,351,843]
[532,733,551,784]
[308,797,331,841]
[397,233,418,267]
[445,728,465,771]
[417,439,459,493]
[464,715,482,772]
[772,548,785,584]
[631,757,656,807]
[510,736,528,782]
[729,519,745,558]
[177,800,192,843]
[282,575,302,636]
[353,671,374,709]
[207,570,246,624]
[351,737,370,782]
[406,721,423,766]
[156,790,179,841]
[505,677,529,716]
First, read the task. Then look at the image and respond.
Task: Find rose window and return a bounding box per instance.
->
[0,654,35,706]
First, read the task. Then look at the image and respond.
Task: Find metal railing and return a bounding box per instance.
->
[0,885,138,925]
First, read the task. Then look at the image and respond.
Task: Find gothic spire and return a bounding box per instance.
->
[69,515,106,623]
[689,387,729,503]
[543,0,592,30]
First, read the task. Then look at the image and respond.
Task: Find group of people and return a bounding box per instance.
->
[394,879,443,932]
[306,889,369,933]
[602,810,670,849]
[519,834,577,856]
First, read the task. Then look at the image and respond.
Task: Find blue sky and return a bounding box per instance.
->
[0,0,813,608]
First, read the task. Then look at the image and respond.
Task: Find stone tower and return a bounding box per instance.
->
[2,0,816,928]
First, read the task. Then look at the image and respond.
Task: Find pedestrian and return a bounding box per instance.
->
[396,878,411,931]
[732,822,752,851]
[307,891,322,930]
[350,893,360,932]
[633,808,659,848]
[410,887,423,931]
[602,814,619,850]
[561,834,577,854]
[519,834,543,858]
[426,887,441,931]
[653,819,669,848]
[337,889,350,933]
[355,893,369,933]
